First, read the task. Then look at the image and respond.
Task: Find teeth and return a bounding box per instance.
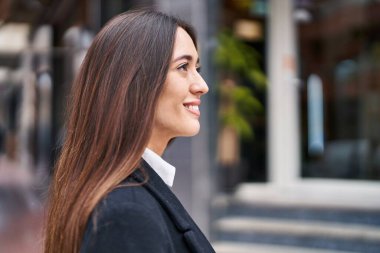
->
[185,105,199,111]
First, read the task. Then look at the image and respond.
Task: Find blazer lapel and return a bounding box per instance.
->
[131,160,215,253]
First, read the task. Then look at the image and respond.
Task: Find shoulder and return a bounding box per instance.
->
[94,181,160,225]
[81,183,169,253]
[96,188,162,229]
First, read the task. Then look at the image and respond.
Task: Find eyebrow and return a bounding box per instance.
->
[173,54,200,64]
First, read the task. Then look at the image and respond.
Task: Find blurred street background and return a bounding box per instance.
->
[1,0,380,252]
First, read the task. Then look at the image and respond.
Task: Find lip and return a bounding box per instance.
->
[183,100,201,117]
[183,99,201,106]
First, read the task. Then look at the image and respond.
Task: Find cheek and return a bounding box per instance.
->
[153,97,200,137]
[160,85,187,111]
[157,97,184,121]
[153,75,193,130]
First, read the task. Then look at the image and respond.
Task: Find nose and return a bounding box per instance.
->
[190,72,209,95]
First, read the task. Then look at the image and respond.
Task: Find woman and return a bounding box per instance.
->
[44,10,214,253]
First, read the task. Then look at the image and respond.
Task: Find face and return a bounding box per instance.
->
[152,27,209,144]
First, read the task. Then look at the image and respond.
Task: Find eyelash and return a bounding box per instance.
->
[177,63,201,73]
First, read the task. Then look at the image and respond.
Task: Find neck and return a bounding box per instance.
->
[148,128,173,156]
[147,137,169,156]
[146,143,166,156]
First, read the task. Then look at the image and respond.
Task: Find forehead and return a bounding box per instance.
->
[172,27,198,59]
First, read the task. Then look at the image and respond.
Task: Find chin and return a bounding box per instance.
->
[181,122,200,137]
[189,128,200,136]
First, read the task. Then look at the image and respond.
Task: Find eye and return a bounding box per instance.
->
[177,63,189,72]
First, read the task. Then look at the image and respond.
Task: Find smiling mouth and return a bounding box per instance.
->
[184,104,200,116]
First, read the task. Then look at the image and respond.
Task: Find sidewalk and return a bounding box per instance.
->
[0,155,44,253]
[0,208,43,253]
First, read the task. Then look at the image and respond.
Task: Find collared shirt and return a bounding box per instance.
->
[142,148,176,187]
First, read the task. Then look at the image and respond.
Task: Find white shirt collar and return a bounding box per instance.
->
[142,148,176,187]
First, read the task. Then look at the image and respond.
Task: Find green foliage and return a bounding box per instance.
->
[215,31,266,89]
[219,85,263,139]
[215,31,266,140]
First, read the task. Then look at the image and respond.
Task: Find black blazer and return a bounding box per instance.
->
[80,160,215,253]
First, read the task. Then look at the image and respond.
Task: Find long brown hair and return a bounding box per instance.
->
[44,10,196,253]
